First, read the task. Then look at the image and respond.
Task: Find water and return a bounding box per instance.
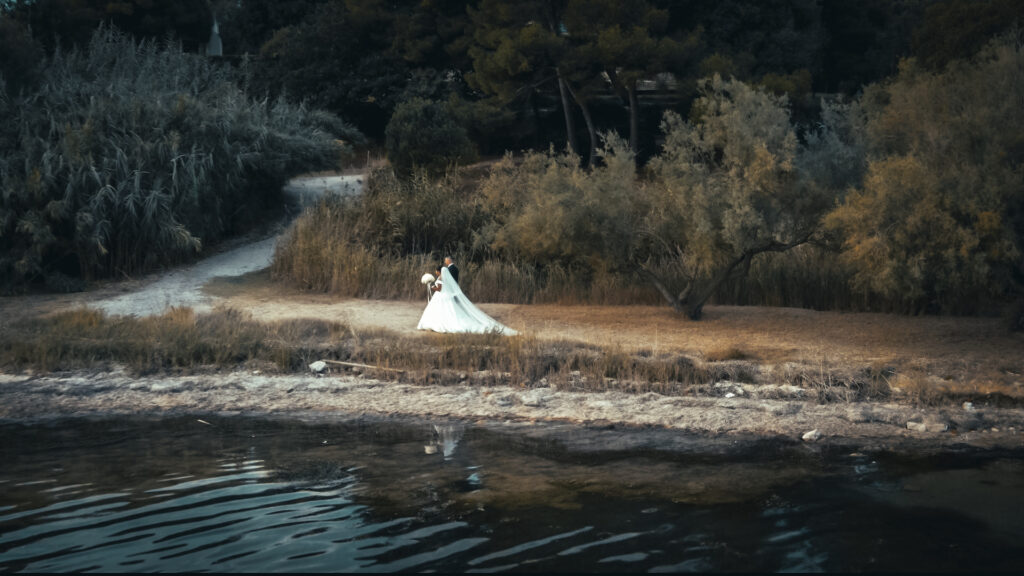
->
[1,417,1022,573]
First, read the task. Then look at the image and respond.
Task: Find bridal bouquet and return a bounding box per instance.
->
[420,273,436,285]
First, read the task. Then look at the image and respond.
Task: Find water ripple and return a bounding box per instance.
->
[0,461,455,573]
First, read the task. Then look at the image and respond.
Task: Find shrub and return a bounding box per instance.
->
[0,26,354,292]
[479,135,643,275]
[385,97,477,176]
[825,35,1024,314]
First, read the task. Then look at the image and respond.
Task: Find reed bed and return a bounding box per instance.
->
[0,27,357,293]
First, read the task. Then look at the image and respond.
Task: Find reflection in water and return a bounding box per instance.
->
[0,417,1022,573]
[430,423,465,460]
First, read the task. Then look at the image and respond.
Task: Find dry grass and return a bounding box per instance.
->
[3,304,1022,407]
[199,271,1024,406]
[0,308,705,394]
[703,346,753,362]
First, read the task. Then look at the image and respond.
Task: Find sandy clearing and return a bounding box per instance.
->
[209,273,1024,375]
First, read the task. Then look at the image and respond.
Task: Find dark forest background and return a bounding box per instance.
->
[1,0,1022,325]
[5,0,1021,155]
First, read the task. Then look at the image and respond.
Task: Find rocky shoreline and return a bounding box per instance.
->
[2,368,1021,456]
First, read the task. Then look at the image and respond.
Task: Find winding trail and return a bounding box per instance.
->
[90,174,363,317]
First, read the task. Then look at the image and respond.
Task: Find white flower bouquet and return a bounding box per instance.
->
[421,273,436,285]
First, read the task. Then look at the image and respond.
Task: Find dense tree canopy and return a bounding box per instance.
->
[2,0,213,51]
[4,0,1023,321]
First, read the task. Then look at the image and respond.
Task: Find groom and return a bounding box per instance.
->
[444,256,459,283]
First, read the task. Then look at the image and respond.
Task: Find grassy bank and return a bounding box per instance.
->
[3,307,1019,408]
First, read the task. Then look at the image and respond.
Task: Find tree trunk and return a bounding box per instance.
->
[565,82,598,166]
[685,253,752,320]
[578,98,598,167]
[627,81,640,155]
[605,69,640,158]
[644,236,814,320]
[529,89,543,148]
[639,266,686,314]
[555,70,579,156]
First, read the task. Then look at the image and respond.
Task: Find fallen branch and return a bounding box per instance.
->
[322,359,406,373]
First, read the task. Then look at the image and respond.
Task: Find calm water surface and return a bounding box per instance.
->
[0,416,1022,572]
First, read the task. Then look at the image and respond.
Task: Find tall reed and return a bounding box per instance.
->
[0,26,358,293]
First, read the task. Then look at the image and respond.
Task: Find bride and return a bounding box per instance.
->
[417,266,517,335]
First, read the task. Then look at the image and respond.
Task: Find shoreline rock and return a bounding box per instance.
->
[0,368,1022,456]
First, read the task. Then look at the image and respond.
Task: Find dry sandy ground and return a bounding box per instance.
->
[207,270,1024,376]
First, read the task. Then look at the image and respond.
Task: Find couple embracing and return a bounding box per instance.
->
[417,256,516,335]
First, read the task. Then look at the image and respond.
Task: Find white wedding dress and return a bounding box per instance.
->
[417,267,517,335]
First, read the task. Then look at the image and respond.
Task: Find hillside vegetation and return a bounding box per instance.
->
[0,28,356,293]
[273,35,1024,322]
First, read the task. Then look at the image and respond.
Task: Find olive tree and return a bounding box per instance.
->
[641,75,845,319]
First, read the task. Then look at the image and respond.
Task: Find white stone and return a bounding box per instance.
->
[520,392,544,407]
[309,361,327,373]
[802,429,821,442]
[962,402,974,411]
[906,421,927,432]
[724,392,736,399]
[491,393,515,407]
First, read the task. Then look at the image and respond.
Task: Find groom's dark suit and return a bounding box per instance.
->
[447,264,459,283]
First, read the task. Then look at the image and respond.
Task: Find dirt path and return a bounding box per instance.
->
[205,271,1024,380]
[87,175,364,317]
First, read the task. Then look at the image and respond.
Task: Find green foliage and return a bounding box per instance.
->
[643,75,847,318]
[912,0,1024,71]
[826,35,1024,314]
[819,0,923,94]
[384,98,477,176]
[480,134,642,272]
[0,16,44,94]
[248,0,476,140]
[682,0,825,83]
[3,0,214,52]
[758,68,813,99]
[465,0,565,103]
[251,1,408,138]
[359,167,484,254]
[648,77,814,270]
[0,26,349,292]
[211,0,323,56]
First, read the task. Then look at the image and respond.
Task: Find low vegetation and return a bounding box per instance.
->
[273,35,1024,324]
[0,27,359,293]
[2,308,1019,407]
